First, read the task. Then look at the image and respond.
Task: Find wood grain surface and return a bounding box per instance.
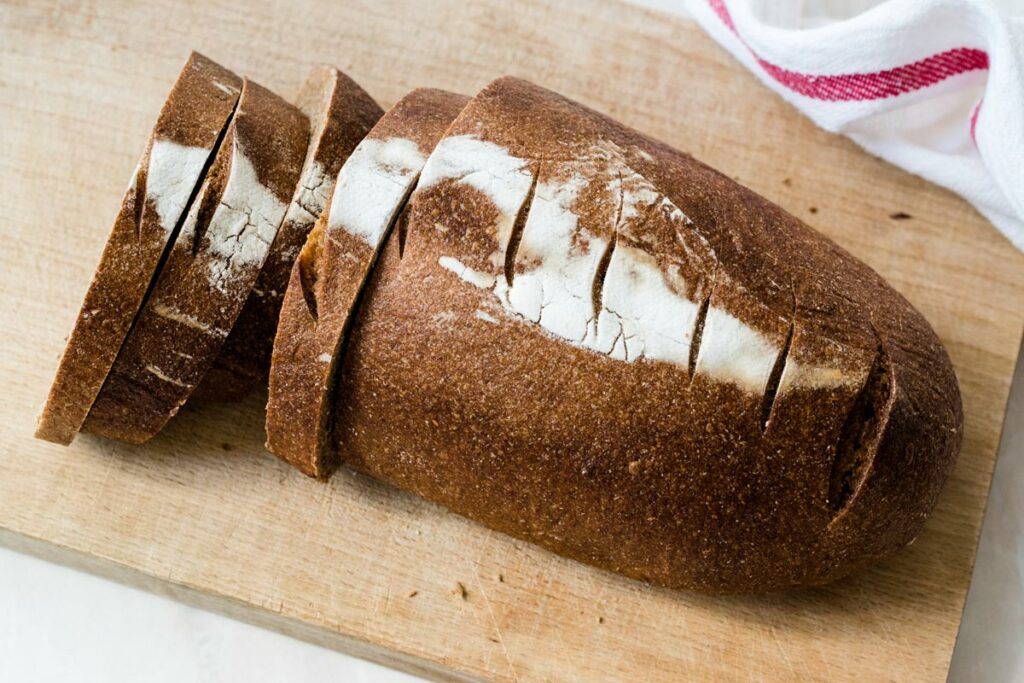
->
[2,1,1022,680]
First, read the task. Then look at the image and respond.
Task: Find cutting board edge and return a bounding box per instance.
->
[0,526,484,683]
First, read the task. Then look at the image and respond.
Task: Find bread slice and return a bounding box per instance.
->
[193,66,384,401]
[82,79,309,443]
[35,52,241,444]
[265,89,469,478]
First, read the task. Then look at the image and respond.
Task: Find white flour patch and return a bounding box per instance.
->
[151,301,227,337]
[212,79,239,96]
[438,256,497,289]
[281,244,302,262]
[694,307,778,394]
[146,138,210,234]
[586,244,699,364]
[328,137,425,248]
[607,172,659,223]
[145,364,192,388]
[317,352,332,363]
[504,172,598,341]
[203,142,286,295]
[420,134,534,217]
[475,309,499,324]
[284,160,332,226]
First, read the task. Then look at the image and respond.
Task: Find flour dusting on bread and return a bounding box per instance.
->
[328,137,425,247]
[420,135,533,219]
[426,134,859,393]
[285,160,332,227]
[205,143,285,295]
[147,138,210,233]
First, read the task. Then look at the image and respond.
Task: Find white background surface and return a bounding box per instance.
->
[3,1,1021,681]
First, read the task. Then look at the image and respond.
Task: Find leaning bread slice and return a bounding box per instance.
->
[82,79,309,443]
[35,52,241,444]
[193,66,384,401]
[266,89,469,477]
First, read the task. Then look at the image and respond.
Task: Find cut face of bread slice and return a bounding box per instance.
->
[193,66,384,402]
[82,79,309,443]
[35,52,241,445]
[266,89,469,478]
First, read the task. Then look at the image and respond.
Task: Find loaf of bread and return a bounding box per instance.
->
[40,54,963,593]
[194,66,384,401]
[36,52,241,444]
[266,88,469,477]
[325,77,963,593]
[83,78,309,442]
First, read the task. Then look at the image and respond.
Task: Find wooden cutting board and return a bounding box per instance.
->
[2,1,1022,680]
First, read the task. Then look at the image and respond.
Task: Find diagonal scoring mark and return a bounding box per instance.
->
[687,293,712,381]
[759,320,793,432]
[828,332,892,515]
[504,167,539,288]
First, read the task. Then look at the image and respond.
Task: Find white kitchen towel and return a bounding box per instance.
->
[684,0,1024,251]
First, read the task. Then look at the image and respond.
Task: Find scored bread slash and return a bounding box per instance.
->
[82,79,310,443]
[192,66,384,402]
[35,52,241,445]
[266,89,470,478]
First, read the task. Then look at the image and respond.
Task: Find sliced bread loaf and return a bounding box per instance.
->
[265,89,469,477]
[83,79,309,443]
[193,66,384,401]
[36,52,241,444]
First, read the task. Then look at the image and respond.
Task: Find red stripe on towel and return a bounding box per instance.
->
[708,0,989,102]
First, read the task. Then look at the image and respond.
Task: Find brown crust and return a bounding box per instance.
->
[193,66,384,401]
[82,79,309,443]
[265,89,469,478]
[35,52,241,444]
[330,77,963,592]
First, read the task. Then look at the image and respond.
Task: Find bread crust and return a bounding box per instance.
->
[266,89,469,477]
[83,79,309,443]
[331,77,963,592]
[36,52,241,444]
[194,66,384,401]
